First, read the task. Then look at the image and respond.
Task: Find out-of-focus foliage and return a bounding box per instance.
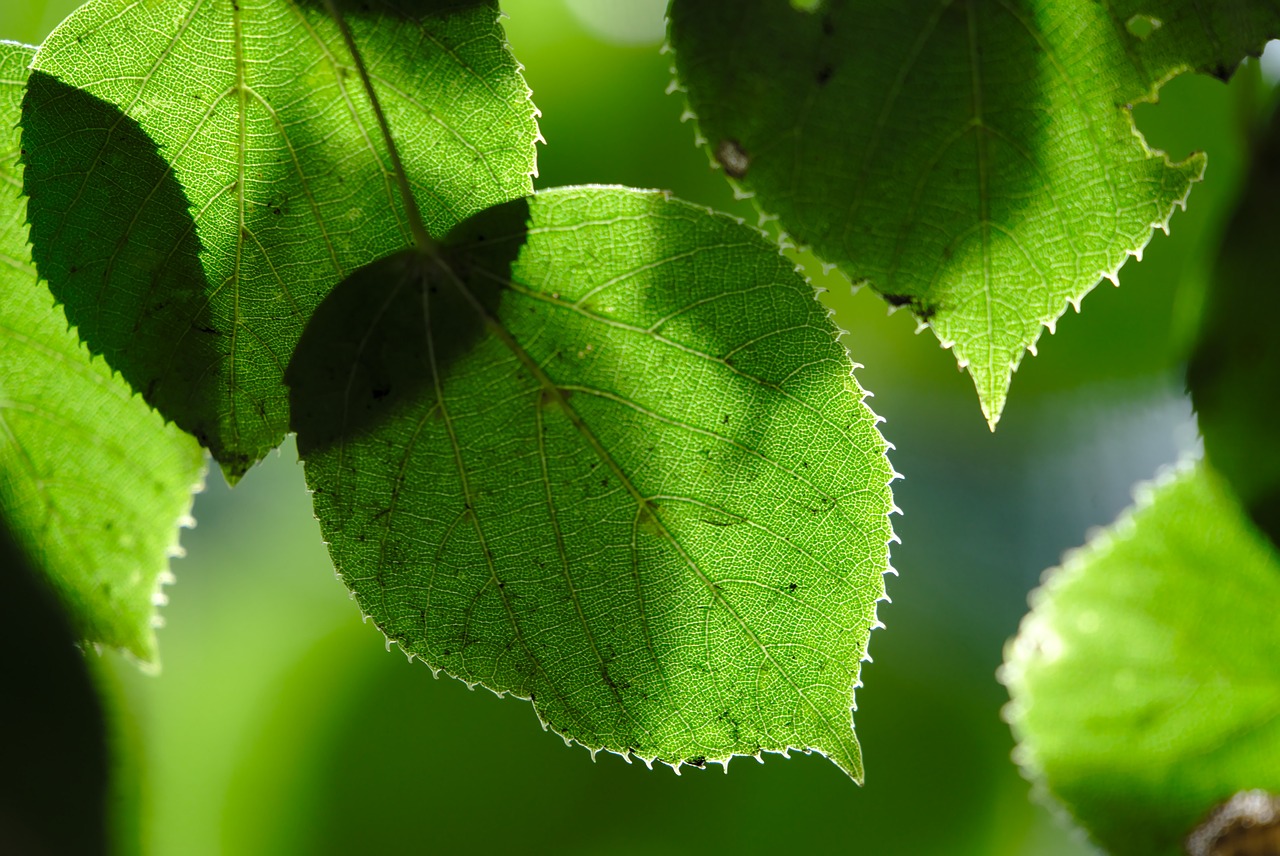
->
[1003,463,1280,856]
[1189,99,1280,545]
[0,518,109,856]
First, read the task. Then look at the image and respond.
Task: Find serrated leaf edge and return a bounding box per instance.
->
[302,184,901,780]
[495,6,545,183]
[5,42,209,667]
[126,453,207,673]
[662,16,1222,431]
[996,454,1199,835]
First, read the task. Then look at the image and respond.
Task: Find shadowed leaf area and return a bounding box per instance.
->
[1003,464,1280,856]
[287,186,896,779]
[21,72,224,461]
[1189,103,1280,548]
[287,200,514,448]
[2,45,204,662]
[20,0,538,481]
[669,0,1280,426]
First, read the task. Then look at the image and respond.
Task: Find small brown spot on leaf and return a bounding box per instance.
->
[715,138,750,179]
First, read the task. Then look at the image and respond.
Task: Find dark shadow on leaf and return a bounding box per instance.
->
[0,516,108,856]
[20,73,232,467]
[287,197,528,453]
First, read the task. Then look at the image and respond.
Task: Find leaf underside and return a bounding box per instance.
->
[288,186,896,779]
[21,0,539,480]
[0,44,205,663]
[669,0,1280,426]
[1002,463,1280,855]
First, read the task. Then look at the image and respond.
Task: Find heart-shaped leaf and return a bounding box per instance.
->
[288,186,897,779]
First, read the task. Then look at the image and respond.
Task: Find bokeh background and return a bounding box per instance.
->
[4,2,1276,853]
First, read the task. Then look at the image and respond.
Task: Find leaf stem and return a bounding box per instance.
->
[323,0,437,254]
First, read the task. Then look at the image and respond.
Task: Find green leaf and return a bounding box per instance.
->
[0,43,205,663]
[1188,103,1280,546]
[668,0,1280,426]
[1001,462,1280,855]
[287,186,897,779]
[21,0,538,480]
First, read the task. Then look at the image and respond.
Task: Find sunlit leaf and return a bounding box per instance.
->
[1188,102,1280,546]
[21,0,539,480]
[287,186,897,779]
[669,0,1280,426]
[0,44,205,662]
[1002,462,1280,855]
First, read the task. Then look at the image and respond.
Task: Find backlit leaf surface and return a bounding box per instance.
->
[1002,463,1280,855]
[22,0,538,479]
[288,187,896,779]
[669,0,1280,425]
[0,44,205,663]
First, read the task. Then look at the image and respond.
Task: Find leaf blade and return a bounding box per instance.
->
[1002,462,1280,854]
[0,43,206,663]
[288,187,897,778]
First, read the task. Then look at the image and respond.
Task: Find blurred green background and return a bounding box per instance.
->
[3,2,1273,853]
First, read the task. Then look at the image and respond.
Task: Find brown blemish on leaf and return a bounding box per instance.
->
[1187,790,1280,856]
[715,138,750,178]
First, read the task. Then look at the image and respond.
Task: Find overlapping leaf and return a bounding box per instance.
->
[287,187,896,779]
[1002,463,1280,855]
[22,0,539,479]
[1189,103,1280,546]
[0,43,205,663]
[669,0,1280,426]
